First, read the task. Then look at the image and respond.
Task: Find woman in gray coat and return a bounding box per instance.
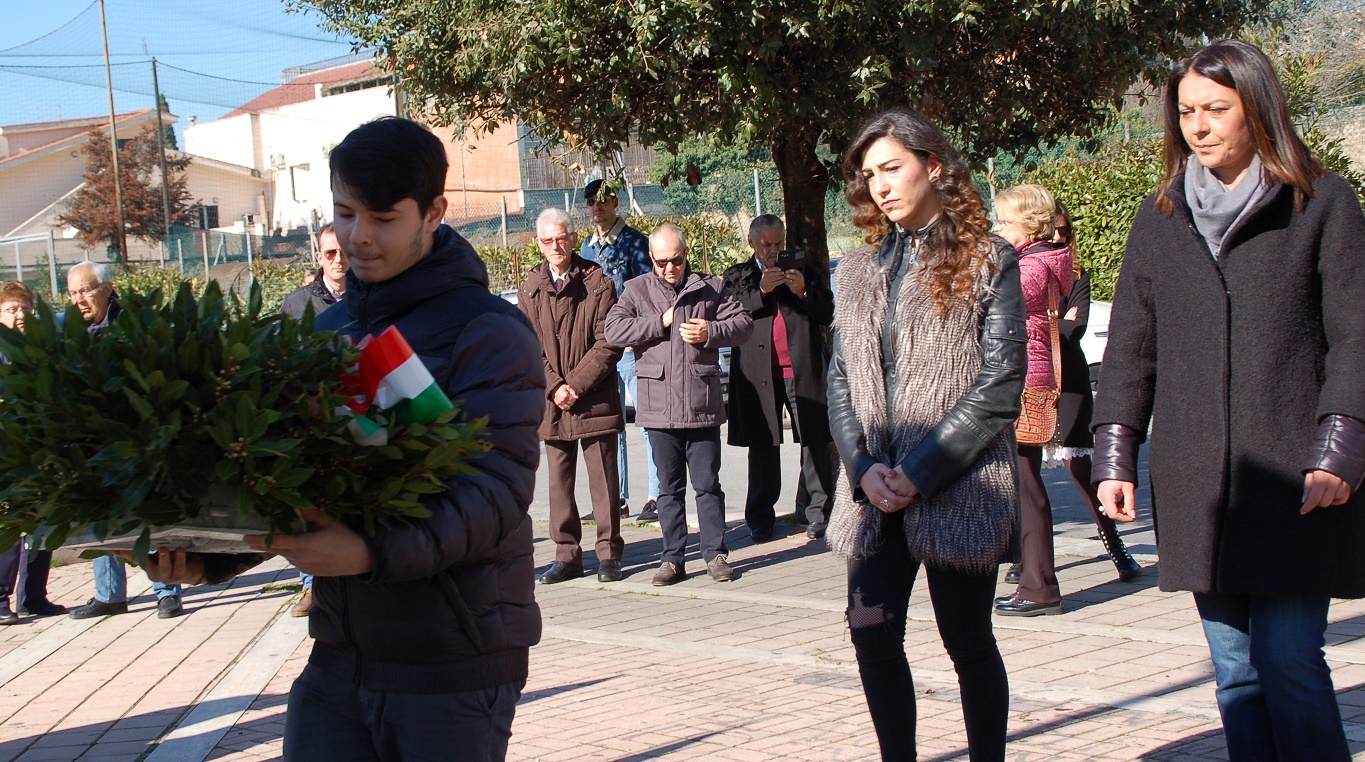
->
[1095,40,1365,761]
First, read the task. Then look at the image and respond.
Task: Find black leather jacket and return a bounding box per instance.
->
[828,233,1027,500]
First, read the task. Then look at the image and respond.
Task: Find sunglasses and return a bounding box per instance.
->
[652,255,687,269]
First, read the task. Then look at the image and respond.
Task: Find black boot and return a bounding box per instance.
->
[1097,516,1142,582]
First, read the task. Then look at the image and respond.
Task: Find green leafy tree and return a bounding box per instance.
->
[295,0,1261,271]
[651,137,783,218]
[57,127,196,264]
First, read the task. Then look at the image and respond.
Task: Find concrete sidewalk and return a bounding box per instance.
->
[1,517,1364,761]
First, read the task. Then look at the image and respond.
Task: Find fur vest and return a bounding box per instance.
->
[828,243,1019,573]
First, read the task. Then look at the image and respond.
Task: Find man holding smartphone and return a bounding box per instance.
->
[721,215,836,543]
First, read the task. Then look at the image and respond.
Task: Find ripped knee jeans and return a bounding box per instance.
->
[846,522,1009,762]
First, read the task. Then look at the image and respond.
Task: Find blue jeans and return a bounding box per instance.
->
[283,663,523,761]
[300,571,313,590]
[617,351,658,500]
[1194,592,1350,761]
[94,555,181,603]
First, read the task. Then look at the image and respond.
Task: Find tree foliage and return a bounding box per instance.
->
[295,0,1262,270]
[0,281,490,552]
[57,127,197,262]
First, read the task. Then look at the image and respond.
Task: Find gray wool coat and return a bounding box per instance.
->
[1093,171,1365,598]
[604,269,753,429]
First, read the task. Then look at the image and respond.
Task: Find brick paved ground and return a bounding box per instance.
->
[2,516,1365,761]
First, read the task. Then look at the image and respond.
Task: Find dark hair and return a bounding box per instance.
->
[1053,200,1083,279]
[748,214,784,237]
[843,108,994,314]
[318,222,335,237]
[330,117,448,214]
[1158,39,1322,214]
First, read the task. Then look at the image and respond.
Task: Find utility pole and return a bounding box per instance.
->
[151,58,174,245]
[99,0,128,263]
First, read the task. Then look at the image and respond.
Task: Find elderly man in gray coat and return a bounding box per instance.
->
[605,225,753,586]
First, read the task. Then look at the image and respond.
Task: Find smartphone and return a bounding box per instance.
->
[775,249,807,271]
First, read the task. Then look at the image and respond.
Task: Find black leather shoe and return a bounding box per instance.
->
[636,499,659,523]
[995,598,1063,617]
[22,599,67,617]
[157,596,184,619]
[994,593,1017,607]
[537,561,584,585]
[806,523,826,540]
[1004,564,1021,584]
[0,602,17,625]
[749,526,774,544]
[597,560,623,583]
[69,598,129,620]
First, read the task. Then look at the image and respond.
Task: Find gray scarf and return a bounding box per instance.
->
[1184,154,1266,258]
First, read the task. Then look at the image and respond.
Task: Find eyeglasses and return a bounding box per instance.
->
[993,219,1014,229]
[653,255,687,269]
[318,248,345,260]
[67,285,104,299]
[0,304,27,315]
[585,197,608,207]
[538,234,574,246]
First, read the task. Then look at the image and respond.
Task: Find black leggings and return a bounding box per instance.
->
[847,512,1008,762]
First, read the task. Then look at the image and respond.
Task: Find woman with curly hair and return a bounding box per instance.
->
[827,107,1026,761]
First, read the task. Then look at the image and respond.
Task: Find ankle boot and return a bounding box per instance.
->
[1097,515,1142,582]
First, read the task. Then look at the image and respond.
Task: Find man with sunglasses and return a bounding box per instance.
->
[605,225,753,585]
[579,178,659,522]
[280,224,347,323]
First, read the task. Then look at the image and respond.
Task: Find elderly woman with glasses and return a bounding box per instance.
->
[0,281,67,623]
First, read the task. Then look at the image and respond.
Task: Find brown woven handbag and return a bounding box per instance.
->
[1015,273,1061,446]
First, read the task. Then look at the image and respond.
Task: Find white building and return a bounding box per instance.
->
[185,59,399,233]
[0,109,269,266]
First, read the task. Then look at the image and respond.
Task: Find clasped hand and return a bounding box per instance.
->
[859,463,918,513]
[553,384,578,411]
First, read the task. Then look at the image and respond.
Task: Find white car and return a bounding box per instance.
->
[1081,300,1111,391]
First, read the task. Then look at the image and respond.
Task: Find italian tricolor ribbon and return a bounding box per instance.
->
[338,327,453,446]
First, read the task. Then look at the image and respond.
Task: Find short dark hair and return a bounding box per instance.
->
[330,117,448,214]
[318,222,335,237]
[1158,39,1322,214]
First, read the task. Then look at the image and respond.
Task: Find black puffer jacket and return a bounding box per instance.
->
[307,224,546,692]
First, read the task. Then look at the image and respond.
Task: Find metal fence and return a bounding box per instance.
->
[448,173,861,256]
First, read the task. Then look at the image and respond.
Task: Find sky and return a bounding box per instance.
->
[0,0,358,132]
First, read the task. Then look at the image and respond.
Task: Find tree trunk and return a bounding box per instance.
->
[771,130,832,277]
